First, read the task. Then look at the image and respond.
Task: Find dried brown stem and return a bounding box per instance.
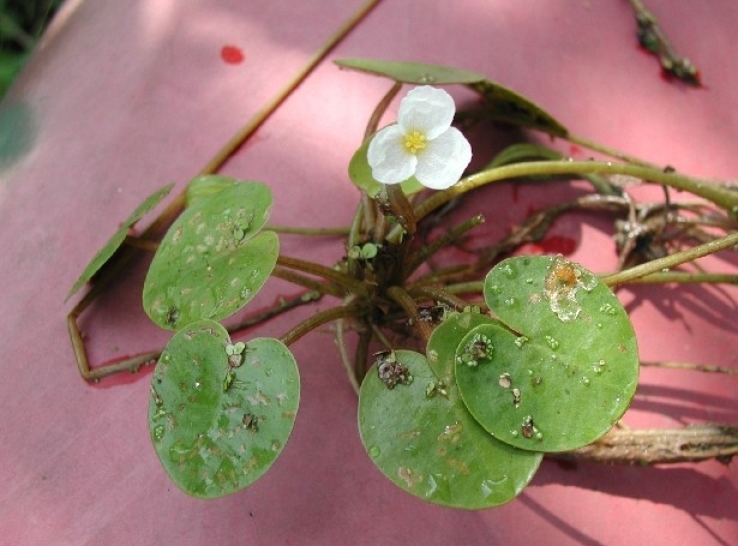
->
[560,424,738,465]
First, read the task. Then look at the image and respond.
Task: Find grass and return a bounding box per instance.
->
[0,0,62,97]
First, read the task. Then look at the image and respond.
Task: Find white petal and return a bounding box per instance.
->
[367,125,418,184]
[414,127,472,190]
[397,86,455,140]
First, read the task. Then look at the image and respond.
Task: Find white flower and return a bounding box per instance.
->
[367,86,472,190]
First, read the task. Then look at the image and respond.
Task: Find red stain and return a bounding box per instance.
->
[221,45,245,65]
[519,235,578,256]
[511,184,520,203]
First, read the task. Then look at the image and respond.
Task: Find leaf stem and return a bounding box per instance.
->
[601,231,738,286]
[280,304,364,347]
[386,285,433,344]
[277,255,368,295]
[413,161,738,224]
[404,214,484,277]
[620,271,738,285]
[407,286,471,311]
[335,318,361,395]
[641,360,738,376]
[266,225,351,236]
[565,133,657,168]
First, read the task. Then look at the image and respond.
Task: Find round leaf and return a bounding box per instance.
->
[455,256,639,452]
[66,183,174,301]
[425,310,499,379]
[335,58,486,85]
[359,349,542,509]
[148,320,300,498]
[143,181,277,330]
[185,174,250,206]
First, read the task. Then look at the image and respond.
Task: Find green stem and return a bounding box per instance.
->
[565,133,657,168]
[413,161,738,224]
[386,285,433,344]
[267,225,350,236]
[641,360,738,375]
[444,281,485,296]
[280,304,364,347]
[271,266,345,298]
[601,231,738,286]
[277,255,368,295]
[410,264,479,287]
[408,286,471,311]
[335,318,361,395]
[364,81,403,140]
[404,214,485,277]
[622,271,738,285]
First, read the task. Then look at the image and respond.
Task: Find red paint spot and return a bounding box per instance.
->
[221,45,244,65]
[519,235,578,256]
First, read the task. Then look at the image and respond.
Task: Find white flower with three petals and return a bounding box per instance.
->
[367,85,472,190]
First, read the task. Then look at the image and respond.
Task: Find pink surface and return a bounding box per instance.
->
[1,1,737,544]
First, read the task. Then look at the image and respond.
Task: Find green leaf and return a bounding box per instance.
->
[335,58,486,85]
[359,347,542,509]
[143,181,277,330]
[149,321,300,498]
[348,136,425,197]
[455,256,639,452]
[483,143,618,196]
[144,229,278,331]
[184,177,273,231]
[185,174,240,207]
[467,80,568,137]
[485,143,564,170]
[65,183,174,301]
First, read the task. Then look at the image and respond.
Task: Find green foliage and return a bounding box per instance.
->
[144,177,295,498]
[143,179,277,330]
[456,256,639,452]
[149,320,299,498]
[335,58,485,85]
[66,55,659,508]
[65,183,174,301]
[359,349,542,509]
[467,80,568,137]
[484,143,565,169]
[185,174,240,206]
[359,253,639,506]
[0,0,63,96]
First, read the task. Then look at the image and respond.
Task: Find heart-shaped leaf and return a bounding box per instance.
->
[359,346,541,509]
[335,58,485,85]
[455,256,639,452]
[149,320,299,498]
[66,183,174,301]
[143,181,277,330]
[185,174,272,206]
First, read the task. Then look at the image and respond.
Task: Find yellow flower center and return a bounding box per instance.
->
[403,130,427,154]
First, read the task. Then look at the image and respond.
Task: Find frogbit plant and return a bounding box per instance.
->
[66,58,738,508]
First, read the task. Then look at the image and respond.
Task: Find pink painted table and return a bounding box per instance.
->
[1,1,737,544]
